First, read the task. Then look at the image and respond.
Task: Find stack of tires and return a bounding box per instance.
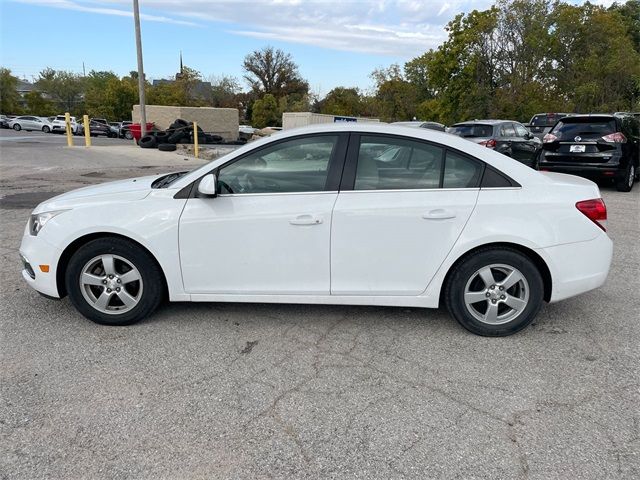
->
[138,118,227,151]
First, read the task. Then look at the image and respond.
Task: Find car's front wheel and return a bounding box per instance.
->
[42,126,50,133]
[13,124,21,131]
[66,237,164,326]
[445,247,544,336]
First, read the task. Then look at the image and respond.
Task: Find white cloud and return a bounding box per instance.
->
[11,0,603,58]
[11,0,199,27]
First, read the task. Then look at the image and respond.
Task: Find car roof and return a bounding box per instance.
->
[451,120,514,125]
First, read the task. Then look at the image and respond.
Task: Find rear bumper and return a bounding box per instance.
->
[539,233,613,303]
[538,152,623,177]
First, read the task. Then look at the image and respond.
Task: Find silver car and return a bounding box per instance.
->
[9,116,52,133]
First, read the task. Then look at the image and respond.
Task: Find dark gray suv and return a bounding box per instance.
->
[538,114,640,192]
[449,120,541,167]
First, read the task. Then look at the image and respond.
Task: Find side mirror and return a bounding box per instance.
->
[197,173,217,197]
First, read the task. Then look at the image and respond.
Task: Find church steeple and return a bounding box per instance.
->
[180,51,183,74]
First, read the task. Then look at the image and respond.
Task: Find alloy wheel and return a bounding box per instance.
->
[463,263,530,325]
[79,254,143,315]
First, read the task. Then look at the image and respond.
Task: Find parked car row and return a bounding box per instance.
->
[0,114,135,139]
[396,112,639,192]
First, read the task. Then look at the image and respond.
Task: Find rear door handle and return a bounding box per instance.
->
[422,209,456,220]
[289,214,323,226]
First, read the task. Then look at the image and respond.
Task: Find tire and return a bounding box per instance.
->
[167,130,186,144]
[154,132,169,143]
[42,126,50,133]
[444,247,544,336]
[124,130,134,140]
[173,119,188,127]
[13,124,21,131]
[139,134,157,149]
[615,162,635,192]
[65,237,164,326]
[158,143,177,152]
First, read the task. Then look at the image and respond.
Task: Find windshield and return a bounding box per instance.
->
[449,124,493,138]
[551,118,616,140]
[530,114,565,127]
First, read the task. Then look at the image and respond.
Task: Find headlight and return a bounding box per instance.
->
[29,210,68,236]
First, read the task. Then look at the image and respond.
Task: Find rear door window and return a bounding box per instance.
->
[354,136,443,190]
[500,124,516,137]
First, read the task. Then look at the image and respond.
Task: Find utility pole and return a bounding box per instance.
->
[133,0,147,136]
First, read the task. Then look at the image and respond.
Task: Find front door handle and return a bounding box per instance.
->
[289,214,322,226]
[422,209,456,220]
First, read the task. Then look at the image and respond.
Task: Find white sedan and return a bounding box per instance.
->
[19,124,612,336]
[9,115,52,133]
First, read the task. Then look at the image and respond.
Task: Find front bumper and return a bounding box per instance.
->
[19,230,63,298]
[540,233,613,303]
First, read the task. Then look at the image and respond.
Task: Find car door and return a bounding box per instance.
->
[22,116,37,129]
[179,133,347,294]
[513,122,538,166]
[331,134,481,296]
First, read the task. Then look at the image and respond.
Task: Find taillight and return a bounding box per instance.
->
[480,139,497,148]
[543,133,558,143]
[602,132,626,143]
[576,198,607,232]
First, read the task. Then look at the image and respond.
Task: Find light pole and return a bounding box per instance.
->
[133,0,147,137]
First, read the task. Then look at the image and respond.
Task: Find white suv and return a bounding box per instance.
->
[50,115,80,134]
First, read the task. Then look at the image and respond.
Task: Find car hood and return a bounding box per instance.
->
[33,174,161,213]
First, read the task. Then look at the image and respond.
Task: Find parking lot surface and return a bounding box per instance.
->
[1,131,639,479]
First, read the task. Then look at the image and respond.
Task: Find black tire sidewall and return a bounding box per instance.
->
[615,161,634,192]
[445,248,544,336]
[13,124,20,131]
[65,238,164,326]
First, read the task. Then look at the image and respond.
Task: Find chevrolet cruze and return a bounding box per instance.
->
[20,124,613,336]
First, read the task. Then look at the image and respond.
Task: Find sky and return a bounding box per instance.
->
[0,0,616,96]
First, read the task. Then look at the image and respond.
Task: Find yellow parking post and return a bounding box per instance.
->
[83,115,91,147]
[193,121,199,158]
[64,112,73,147]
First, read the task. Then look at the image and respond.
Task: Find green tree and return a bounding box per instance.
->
[103,76,138,120]
[35,68,84,114]
[84,70,119,117]
[369,65,420,122]
[24,91,56,116]
[319,87,363,116]
[551,2,640,112]
[252,93,280,128]
[0,68,21,113]
[610,1,640,53]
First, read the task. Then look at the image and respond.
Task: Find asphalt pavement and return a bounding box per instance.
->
[1,130,638,479]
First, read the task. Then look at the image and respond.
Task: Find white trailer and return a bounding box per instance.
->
[282,112,380,130]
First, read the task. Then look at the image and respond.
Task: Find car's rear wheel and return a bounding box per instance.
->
[445,247,544,336]
[615,162,635,192]
[66,237,164,326]
[13,124,21,131]
[124,130,133,140]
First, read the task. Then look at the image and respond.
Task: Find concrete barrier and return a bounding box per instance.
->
[132,105,239,141]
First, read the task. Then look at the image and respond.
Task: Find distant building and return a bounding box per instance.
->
[152,53,211,101]
[16,79,36,96]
